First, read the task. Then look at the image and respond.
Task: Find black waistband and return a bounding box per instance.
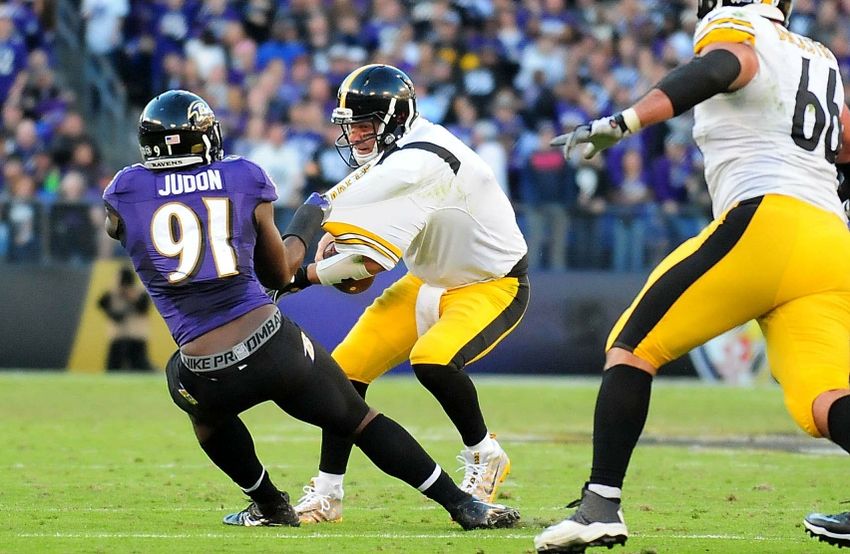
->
[506,254,528,278]
[737,196,764,207]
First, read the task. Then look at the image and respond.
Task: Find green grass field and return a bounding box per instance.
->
[0,373,845,553]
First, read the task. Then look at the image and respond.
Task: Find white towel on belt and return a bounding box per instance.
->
[415,283,446,337]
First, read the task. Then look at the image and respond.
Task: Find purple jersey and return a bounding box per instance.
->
[0,38,27,100]
[103,156,278,345]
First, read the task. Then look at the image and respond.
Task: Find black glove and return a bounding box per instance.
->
[268,266,312,302]
[837,163,850,218]
[837,163,850,201]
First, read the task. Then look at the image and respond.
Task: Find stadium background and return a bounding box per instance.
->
[1,0,845,378]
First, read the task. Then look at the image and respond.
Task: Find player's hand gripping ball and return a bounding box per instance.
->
[322,242,375,294]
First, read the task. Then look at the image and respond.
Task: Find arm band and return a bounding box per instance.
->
[655,48,742,116]
[281,203,323,249]
[315,251,374,285]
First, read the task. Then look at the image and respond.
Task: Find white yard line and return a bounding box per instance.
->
[15,532,529,540]
[2,505,440,513]
[14,531,791,542]
[639,533,784,541]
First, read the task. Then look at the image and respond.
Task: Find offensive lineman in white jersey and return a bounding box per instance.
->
[278,64,529,524]
[534,0,850,551]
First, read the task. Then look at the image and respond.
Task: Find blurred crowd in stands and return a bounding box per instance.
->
[2,0,850,271]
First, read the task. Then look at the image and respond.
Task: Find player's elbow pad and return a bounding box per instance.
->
[656,48,743,116]
[315,252,375,285]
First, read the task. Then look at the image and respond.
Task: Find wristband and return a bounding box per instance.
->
[620,108,642,133]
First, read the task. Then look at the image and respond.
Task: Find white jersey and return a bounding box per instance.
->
[323,118,527,289]
[692,6,845,220]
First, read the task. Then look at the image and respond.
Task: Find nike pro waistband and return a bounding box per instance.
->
[180,309,282,373]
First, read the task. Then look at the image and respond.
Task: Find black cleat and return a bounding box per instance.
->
[534,487,628,553]
[450,496,521,530]
[223,491,300,527]
[805,511,850,548]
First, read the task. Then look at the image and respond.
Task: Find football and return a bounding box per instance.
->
[322,242,375,294]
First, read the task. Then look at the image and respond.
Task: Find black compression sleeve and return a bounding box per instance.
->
[656,48,743,116]
[281,203,323,249]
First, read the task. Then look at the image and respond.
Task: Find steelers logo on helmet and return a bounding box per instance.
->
[332,64,419,168]
[138,90,224,170]
[697,0,793,26]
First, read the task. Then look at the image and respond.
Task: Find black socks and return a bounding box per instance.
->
[318,380,369,474]
[199,417,280,506]
[589,364,653,488]
[827,395,850,454]
[413,363,488,446]
[354,413,440,487]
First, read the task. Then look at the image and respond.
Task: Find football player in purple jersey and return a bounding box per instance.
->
[102,90,520,529]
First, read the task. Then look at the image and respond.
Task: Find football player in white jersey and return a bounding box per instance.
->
[534,0,850,551]
[278,64,529,524]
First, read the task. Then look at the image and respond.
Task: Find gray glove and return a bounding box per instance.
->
[551,112,632,160]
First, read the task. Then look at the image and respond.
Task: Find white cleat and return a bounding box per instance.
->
[534,489,628,553]
[457,435,511,502]
[293,480,343,524]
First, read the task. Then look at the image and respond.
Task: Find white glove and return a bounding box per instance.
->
[551,109,641,160]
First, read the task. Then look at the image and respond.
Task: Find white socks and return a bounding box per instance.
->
[314,471,345,499]
[465,432,498,456]
[588,483,622,500]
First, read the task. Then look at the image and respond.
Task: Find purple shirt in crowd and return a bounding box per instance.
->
[0,38,27,100]
[103,156,277,346]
